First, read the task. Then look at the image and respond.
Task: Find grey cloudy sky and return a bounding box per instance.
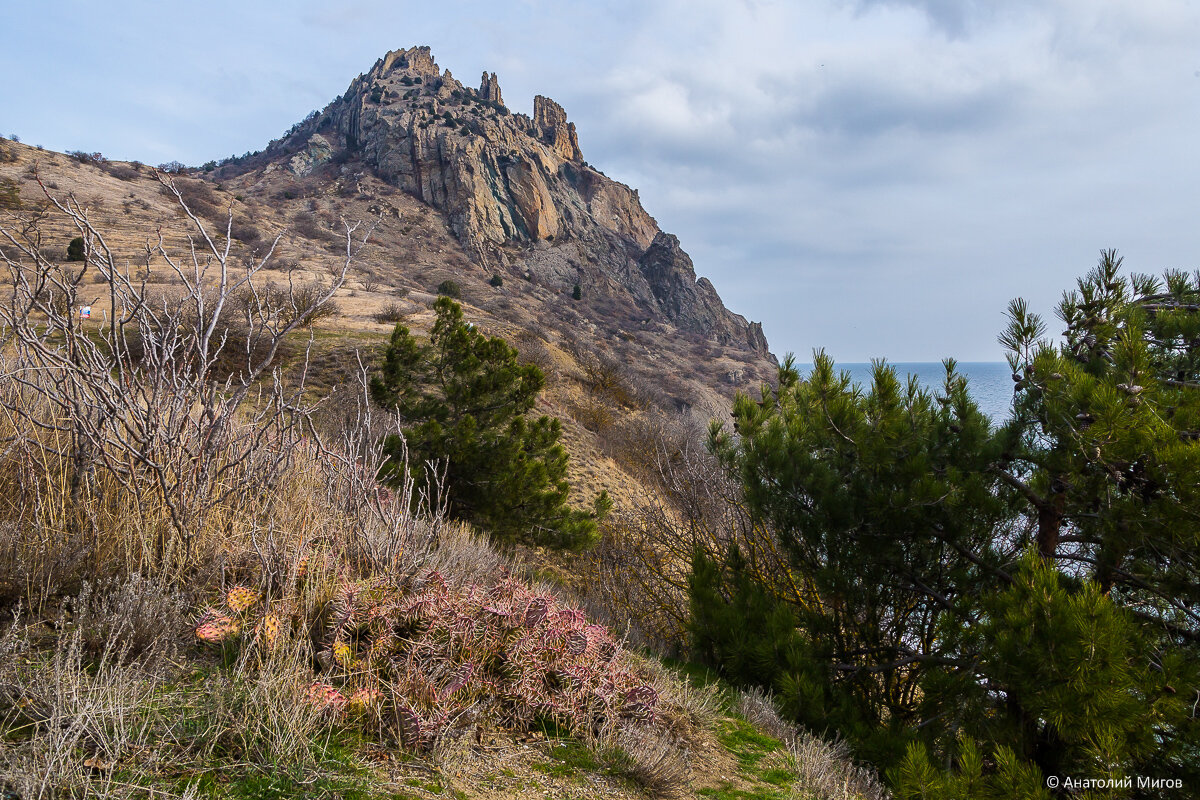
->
[4,0,1199,361]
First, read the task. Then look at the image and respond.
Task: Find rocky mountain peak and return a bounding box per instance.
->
[379,45,440,77]
[265,46,773,369]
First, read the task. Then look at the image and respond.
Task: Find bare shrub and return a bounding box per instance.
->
[571,343,638,408]
[570,394,616,433]
[578,411,784,655]
[292,212,333,241]
[69,574,191,664]
[167,177,223,220]
[0,621,161,797]
[0,174,373,603]
[103,163,141,182]
[515,333,557,379]
[374,301,408,324]
[230,219,261,243]
[235,279,340,327]
[360,271,382,292]
[266,256,298,273]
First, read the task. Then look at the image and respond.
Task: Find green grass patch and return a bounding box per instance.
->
[122,767,384,800]
[695,716,800,800]
[698,785,790,800]
[717,717,784,769]
[531,738,601,778]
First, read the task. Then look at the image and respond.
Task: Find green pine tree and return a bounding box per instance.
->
[993,250,1200,787]
[695,251,1200,795]
[370,296,607,548]
[702,352,1010,769]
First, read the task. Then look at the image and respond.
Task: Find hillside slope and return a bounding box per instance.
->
[0,48,775,511]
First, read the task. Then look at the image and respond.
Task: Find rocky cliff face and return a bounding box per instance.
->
[639,233,770,353]
[273,46,771,361]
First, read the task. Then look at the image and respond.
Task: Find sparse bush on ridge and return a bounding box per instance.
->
[373,301,408,324]
[66,235,84,261]
[67,150,106,165]
[102,161,141,181]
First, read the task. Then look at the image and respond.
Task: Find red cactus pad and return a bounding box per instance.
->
[394,702,424,746]
[596,640,618,663]
[306,681,348,712]
[226,585,259,613]
[524,597,550,627]
[196,613,240,643]
[624,685,659,706]
[566,630,589,656]
[441,663,476,698]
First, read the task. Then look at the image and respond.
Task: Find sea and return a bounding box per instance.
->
[796,362,1014,424]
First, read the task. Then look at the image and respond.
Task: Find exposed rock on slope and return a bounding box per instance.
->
[640,232,771,354]
[267,46,771,363]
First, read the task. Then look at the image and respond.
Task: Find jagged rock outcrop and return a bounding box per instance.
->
[533,96,583,163]
[381,46,439,77]
[479,72,504,106]
[325,47,618,252]
[639,233,769,354]
[290,46,771,360]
